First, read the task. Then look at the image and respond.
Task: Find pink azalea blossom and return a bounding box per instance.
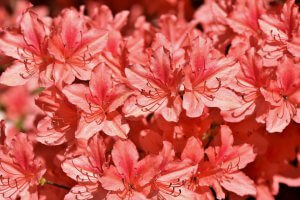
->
[0,129,46,199]
[48,8,108,86]
[125,46,184,122]
[99,139,160,200]
[35,86,79,145]
[260,56,300,132]
[63,63,131,140]
[258,0,300,66]
[197,125,257,199]
[227,0,267,37]
[0,9,51,86]
[183,36,241,118]
[221,47,270,123]
[62,134,107,199]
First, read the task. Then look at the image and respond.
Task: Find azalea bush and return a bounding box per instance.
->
[0,0,299,199]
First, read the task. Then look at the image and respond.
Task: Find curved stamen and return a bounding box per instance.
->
[231,101,255,118]
[71,158,98,183]
[136,96,167,113]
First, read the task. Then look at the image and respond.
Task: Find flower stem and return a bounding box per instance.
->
[39,177,70,191]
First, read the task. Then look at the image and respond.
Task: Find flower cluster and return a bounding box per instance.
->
[0,0,299,199]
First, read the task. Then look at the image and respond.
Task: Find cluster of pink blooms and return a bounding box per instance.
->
[0,0,300,199]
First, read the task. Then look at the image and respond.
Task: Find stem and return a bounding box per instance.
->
[46,180,71,190]
[39,177,71,191]
[203,122,219,149]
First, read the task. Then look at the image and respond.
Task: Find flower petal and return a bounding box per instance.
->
[221,172,256,196]
[111,139,139,182]
[0,62,30,86]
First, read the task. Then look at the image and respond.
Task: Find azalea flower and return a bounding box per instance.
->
[153,14,198,56]
[227,0,267,37]
[47,8,108,86]
[194,0,235,52]
[90,5,148,84]
[0,129,46,199]
[260,56,300,132]
[99,139,160,200]
[0,85,41,130]
[35,86,79,145]
[0,9,51,86]
[151,140,202,200]
[125,46,184,122]
[62,134,107,199]
[183,36,241,118]
[196,125,257,199]
[221,47,270,123]
[63,63,131,140]
[258,0,300,66]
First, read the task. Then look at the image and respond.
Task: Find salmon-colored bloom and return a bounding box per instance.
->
[99,139,160,200]
[0,130,46,199]
[0,9,51,86]
[152,140,202,200]
[258,0,300,66]
[0,85,40,129]
[199,125,257,199]
[194,0,235,52]
[48,8,108,86]
[221,47,270,123]
[183,36,241,118]
[62,134,107,199]
[63,63,130,140]
[227,0,267,37]
[180,125,257,199]
[35,86,79,145]
[125,46,184,122]
[260,56,300,132]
